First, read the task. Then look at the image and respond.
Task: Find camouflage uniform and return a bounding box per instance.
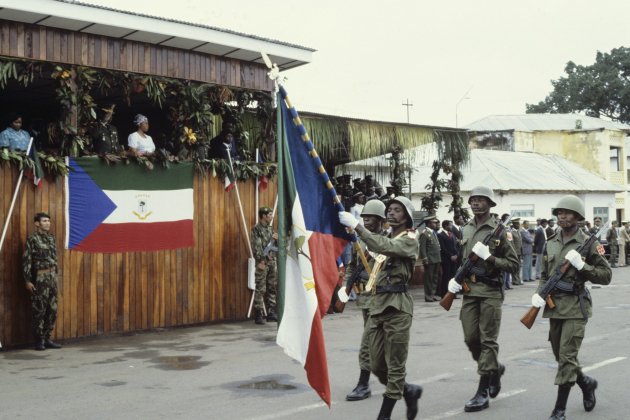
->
[23,231,59,341]
[540,230,611,385]
[251,222,277,312]
[90,122,120,154]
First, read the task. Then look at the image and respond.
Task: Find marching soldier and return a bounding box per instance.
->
[251,206,278,325]
[89,104,121,154]
[23,212,62,351]
[530,195,611,420]
[339,196,423,420]
[418,214,441,302]
[447,186,519,412]
[342,199,387,402]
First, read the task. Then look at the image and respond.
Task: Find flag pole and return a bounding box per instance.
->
[255,148,260,225]
[0,137,34,253]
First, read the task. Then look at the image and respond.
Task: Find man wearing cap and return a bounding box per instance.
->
[534,219,549,279]
[418,214,442,302]
[89,104,121,154]
[339,196,423,420]
[251,206,278,325]
[342,199,386,402]
[446,186,519,412]
[530,195,611,419]
[23,212,62,351]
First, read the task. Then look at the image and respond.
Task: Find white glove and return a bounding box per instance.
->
[339,211,359,229]
[337,287,349,303]
[472,241,491,260]
[565,249,585,271]
[531,293,546,308]
[448,278,462,294]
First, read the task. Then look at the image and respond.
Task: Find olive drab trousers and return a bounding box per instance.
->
[460,295,502,375]
[365,307,412,399]
[254,259,277,311]
[549,318,586,385]
[359,308,371,372]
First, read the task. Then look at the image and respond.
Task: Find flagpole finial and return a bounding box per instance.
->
[261,52,287,108]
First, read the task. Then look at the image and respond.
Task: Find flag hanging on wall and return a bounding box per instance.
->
[276,86,350,407]
[65,157,194,252]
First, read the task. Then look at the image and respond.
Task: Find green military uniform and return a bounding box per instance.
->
[90,121,120,154]
[540,229,611,385]
[511,226,523,285]
[606,225,619,267]
[460,216,519,375]
[251,221,277,312]
[23,231,59,341]
[344,231,383,373]
[359,228,419,400]
[418,226,441,300]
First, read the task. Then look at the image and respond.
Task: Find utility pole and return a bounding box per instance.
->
[402,98,413,123]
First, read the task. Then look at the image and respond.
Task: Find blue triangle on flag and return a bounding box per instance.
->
[67,158,117,248]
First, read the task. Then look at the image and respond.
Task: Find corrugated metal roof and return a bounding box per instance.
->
[338,146,625,194]
[465,114,630,133]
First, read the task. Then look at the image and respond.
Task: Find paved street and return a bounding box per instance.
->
[1,270,628,420]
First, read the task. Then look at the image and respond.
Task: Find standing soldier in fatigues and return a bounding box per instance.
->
[23,212,62,351]
[339,196,423,420]
[511,218,523,285]
[530,195,611,420]
[251,206,278,325]
[606,220,619,267]
[447,186,519,412]
[342,199,387,402]
[89,104,121,154]
[418,214,442,302]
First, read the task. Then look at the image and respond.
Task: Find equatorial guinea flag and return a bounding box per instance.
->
[65,157,194,252]
[276,86,350,407]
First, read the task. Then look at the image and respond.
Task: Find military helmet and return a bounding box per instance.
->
[552,195,585,221]
[361,199,386,219]
[468,185,496,207]
[386,196,415,226]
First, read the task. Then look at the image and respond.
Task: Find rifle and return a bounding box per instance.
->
[520,221,609,329]
[439,214,513,311]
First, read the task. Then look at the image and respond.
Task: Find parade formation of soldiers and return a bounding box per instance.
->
[17,171,612,420]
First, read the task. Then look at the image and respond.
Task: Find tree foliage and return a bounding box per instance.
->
[526,47,630,123]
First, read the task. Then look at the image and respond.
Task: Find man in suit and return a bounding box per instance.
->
[546,218,557,238]
[534,219,548,279]
[437,220,459,297]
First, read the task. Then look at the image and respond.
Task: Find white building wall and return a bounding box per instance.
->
[411,191,616,224]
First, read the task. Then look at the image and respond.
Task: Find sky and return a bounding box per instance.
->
[83,0,630,128]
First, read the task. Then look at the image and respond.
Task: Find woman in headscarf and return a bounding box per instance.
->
[128,114,155,156]
[0,113,31,151]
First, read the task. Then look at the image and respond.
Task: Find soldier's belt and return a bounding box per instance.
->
[375,284,408,294]
[36,267,55,274]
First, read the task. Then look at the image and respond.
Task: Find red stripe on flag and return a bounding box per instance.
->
[308,232,348,317]
[304,312,331,406]
[72,220,194,252]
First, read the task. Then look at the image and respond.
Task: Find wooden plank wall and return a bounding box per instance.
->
[0,166,277,347]
[0,20,273,92]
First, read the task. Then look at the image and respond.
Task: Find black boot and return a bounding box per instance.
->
[44,339,62,349]
[346,369,371,401]
[577,374,597,412]
[254,309,266,325]
[34,339,45,351]
[464,375,490,412]
[548,384,572,420]
[403,383,423,419]
[376,396,397,420]
[488,363,505,398]
[266,309,278,322]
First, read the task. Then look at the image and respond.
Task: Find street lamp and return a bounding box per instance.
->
[455,88,472,128]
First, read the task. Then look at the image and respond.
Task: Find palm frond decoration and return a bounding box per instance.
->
[301,116,348,162]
